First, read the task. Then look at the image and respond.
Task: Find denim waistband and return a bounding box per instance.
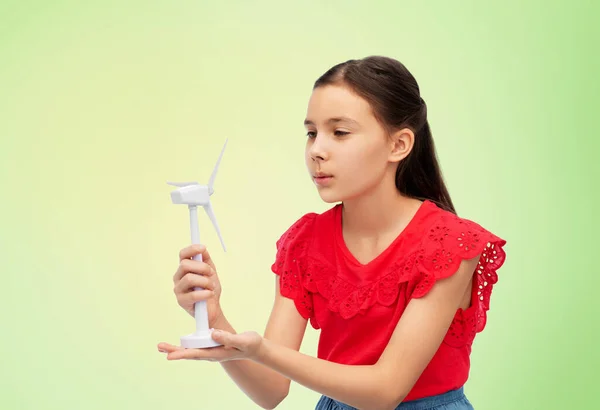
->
[321,387,467,410]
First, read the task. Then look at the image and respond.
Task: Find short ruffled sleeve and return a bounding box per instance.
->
[270,213,317,322]
[411,213,507,333]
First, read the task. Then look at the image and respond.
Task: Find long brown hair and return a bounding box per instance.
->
[313,56,456,214]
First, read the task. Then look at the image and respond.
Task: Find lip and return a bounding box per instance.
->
[313,172,333,178]
[313,174,333,186]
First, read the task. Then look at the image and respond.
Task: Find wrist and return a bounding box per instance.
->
[212,313,232,332]
[252,335,271,363]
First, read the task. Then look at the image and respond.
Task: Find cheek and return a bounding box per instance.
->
[338,147,387,183]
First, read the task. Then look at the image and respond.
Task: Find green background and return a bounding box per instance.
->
[1,1,598,409]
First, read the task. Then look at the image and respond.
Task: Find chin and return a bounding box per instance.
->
[315,189,340,203]
[316,188,345,204]
[320,197,340,204]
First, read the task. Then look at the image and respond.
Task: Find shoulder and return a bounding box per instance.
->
[271,204,338,264]
[410,200,507,298]
[270,206,337,327]
[273,205,336,245]
[415,200,507,255]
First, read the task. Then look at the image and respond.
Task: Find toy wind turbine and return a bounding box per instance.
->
[167,139,228,349]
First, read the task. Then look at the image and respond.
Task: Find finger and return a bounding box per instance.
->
[210,330,238,348]
[173,259,215,283]
[157,342,184,353]
[178,244,205,261]
[166,346,230,361]
[179,244,214,265]
[174,272,214,294]
[174,258,215,281]
[182,289,214,306]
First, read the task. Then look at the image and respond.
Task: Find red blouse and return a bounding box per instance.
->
[270,200,507,401]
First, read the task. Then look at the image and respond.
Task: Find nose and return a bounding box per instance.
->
[309,135,329,162]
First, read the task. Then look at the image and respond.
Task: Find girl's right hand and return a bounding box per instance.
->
[173,244,226,328]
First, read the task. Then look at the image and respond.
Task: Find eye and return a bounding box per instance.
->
[334,130,350,137]
[306,131,317,139]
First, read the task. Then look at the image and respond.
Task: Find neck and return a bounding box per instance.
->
[340,180,423,238]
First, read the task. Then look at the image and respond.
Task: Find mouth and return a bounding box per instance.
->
[313,173,333,186]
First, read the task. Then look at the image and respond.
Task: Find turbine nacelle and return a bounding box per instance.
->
[169,184,210,206]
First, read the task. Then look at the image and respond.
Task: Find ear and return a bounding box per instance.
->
[388,128,414,163]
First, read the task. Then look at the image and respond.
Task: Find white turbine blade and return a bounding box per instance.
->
[167,181,198,187]
[208,139,228,195]
[203,201,226,252]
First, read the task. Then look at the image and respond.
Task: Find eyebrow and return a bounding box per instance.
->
[303,116,360,127]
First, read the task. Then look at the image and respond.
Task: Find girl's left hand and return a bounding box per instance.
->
[157,330,264,362]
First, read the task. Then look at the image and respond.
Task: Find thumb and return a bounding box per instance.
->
[211,329,236,346]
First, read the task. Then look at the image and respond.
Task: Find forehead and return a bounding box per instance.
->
[305,84,374,124]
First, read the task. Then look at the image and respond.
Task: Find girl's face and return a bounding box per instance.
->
[304,84,395,203]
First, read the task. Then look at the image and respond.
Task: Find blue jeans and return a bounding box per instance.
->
[315,387,474,410]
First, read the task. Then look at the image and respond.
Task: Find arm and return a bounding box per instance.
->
[252,256,481,410]
[216,280,309,409]
[373,255,480,405]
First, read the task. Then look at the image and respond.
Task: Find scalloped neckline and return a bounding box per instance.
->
[334,200,432,268]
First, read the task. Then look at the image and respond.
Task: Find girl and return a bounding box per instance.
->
[158,56,507,410]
